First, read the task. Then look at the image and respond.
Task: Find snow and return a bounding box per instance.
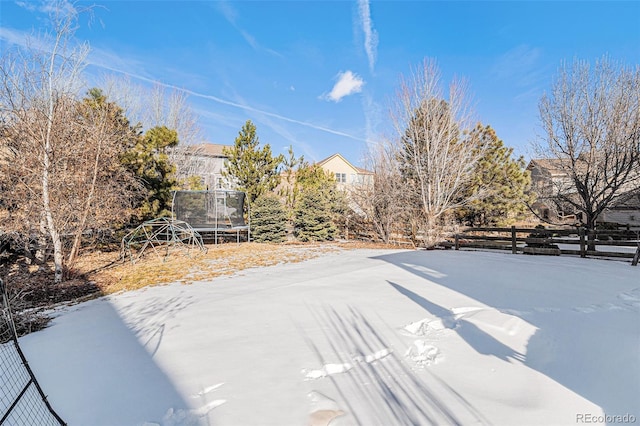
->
[18,249,640,425]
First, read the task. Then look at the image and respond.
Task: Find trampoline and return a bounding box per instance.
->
[171,190,250,243]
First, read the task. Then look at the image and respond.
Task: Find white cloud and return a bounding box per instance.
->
[14,1,37,12]
[324,71,365,102]
[358,0,378,73]
[16,0,77,16]
[0,27,30,47]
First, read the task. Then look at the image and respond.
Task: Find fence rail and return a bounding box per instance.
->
[454,226,640,266]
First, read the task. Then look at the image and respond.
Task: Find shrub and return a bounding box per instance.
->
[251,194,287,243]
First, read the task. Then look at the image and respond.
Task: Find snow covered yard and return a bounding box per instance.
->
[19,249,640,426]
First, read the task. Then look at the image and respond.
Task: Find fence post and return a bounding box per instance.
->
[579,227,586,258]
[455,234,459,250]
[511,226,517,254]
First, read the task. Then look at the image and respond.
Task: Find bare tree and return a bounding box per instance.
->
[389,59,485,247]
[352,140,405,244]
[0,4,140,282]
[64,90,142,265]
[535,57,640,234]
[101,76,205,185]
[0,4,87,282]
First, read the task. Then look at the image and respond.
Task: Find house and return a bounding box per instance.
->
[176,147,374,201]
[599,193,640,227]
[173,143,232,190]
[527,158,579,222]
[527,158,640,227]
[317,153,373,190]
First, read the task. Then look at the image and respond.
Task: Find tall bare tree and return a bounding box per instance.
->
[389,59,485,246]
[0,5,140,282]
[535,57,640,232]
[0,4,87,282]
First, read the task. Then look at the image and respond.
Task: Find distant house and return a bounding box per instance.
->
[317,153,373,190]
[173,143,232,190]
[599,193,640,227]
[527,159,579,223]
[527,158,640,227]
[175,147,376,202]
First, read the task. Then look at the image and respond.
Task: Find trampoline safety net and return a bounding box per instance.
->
[172,190,248,230]
[1,279,65,426]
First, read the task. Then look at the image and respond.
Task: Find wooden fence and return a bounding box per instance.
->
[454,227,640,266]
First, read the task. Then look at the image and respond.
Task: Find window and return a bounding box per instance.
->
[335,173,347,183]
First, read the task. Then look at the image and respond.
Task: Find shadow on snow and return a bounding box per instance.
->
[372,250,640,422]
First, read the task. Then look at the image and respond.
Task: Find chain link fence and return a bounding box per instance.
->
[0,278,65,425]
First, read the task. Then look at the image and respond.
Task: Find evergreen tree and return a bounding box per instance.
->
[456,124,532,226]
[180,175,207,191]
[295,163,330,190]
[121,126,179,221]
[222,120,284,204]
[293,164,341,241]
[278,146,305,220]
[294,190,337,242]
[251,194,287,243]
[296,164,347,215]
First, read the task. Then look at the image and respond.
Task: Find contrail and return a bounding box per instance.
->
[2,25,368,143]
[358,0,378,74]
[88,62,368,143]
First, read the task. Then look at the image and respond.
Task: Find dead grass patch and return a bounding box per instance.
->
[91,242,344,294]
[3,240,403,303]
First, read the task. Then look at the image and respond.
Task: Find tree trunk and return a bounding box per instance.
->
[68,131,103,267]
[35,215,48,263]
[42,170,64,283]
[424,214,439,248]
[44,50,63,283]
[586,216,597,252]
[42,148,64,283]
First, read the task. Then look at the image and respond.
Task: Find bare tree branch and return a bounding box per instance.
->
[534,57,640,232]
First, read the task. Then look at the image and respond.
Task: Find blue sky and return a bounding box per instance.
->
[1,1,639,167]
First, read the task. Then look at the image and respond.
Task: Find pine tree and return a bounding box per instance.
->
[222,120,284,204]
[293,164,340,241]
[251,194,287,243]
[121,126,179,221]
[278,146,304,219]
[456,124,532,226]
[294,190,337,242]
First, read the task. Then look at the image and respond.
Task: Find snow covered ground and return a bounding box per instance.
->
[19,249,640,425]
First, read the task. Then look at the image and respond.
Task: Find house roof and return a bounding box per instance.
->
[355,166,374,175]
[527,158,570,176]
[615,191,640,209]
[317,153,373,174]
[186,143,230,157]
